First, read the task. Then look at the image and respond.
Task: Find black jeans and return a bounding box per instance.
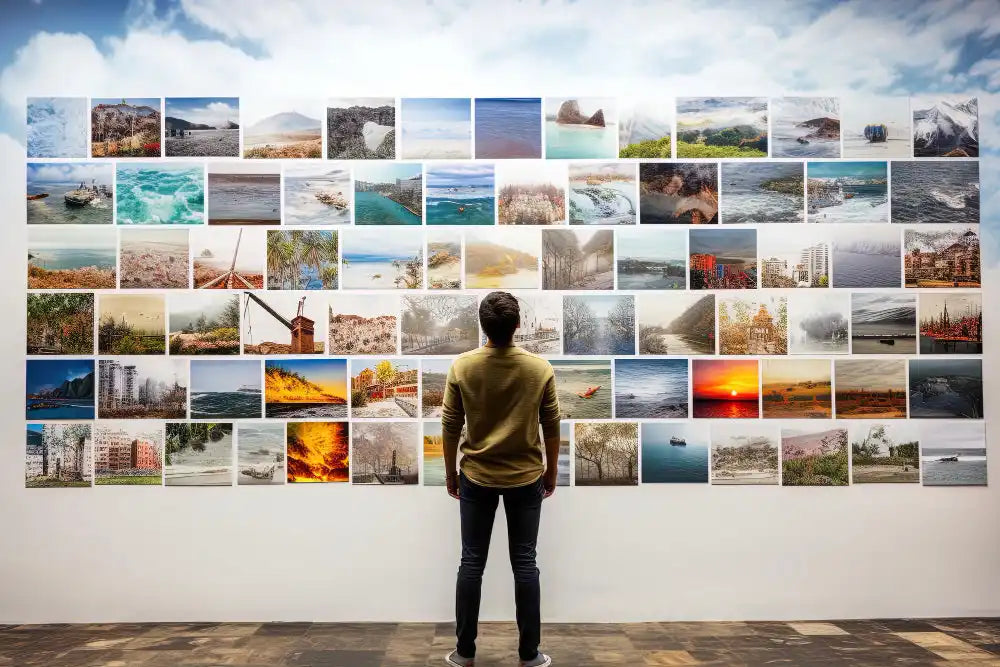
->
[456,472,544,661]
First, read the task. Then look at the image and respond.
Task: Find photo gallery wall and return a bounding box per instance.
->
[24,95,984,489]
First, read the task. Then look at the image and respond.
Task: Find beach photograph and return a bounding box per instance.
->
[93,421,163,485]
[192,227,265,289]
[420,359,451,418]
[401,97,471,159]
[720,162,803,224]
[614,359,688,419]
[266,358,347,418]
[904,225,981,288]
[350,359,418,418]
[692,359,759,419]
[327,97,395,159]
[426,164,495,226]
[830,224,901,288]
[551,360,611,420]
[120,228,189,289]
[545,97,617,159]
[912,96,978,157]
[689,228,756,289]
[908,359,983,419]
[464,228,539,289]
[165,422,233,486]
[618,97,672,158]
[427,229,462,289]
[28,226,116,289]
[164,97,240,157]
[351,422,419,485]
[354,162,422,225]
[834,359,907,419]
[329,294,399,355]
[781,424,849,487]
[91,98,161,157]
[761,358,832,419]
[771,97,840,158]
[710,422,779,485]
[237,423,286,485]
[284,164,351,225]
[266,230,338,290]
[574,422,638,486]
[371,291,438,343]
[27,97,88,158]
[562,294,635,355]
[208,163,280,225]
[98,293,165,355]
[616,228,686,290]
[242,292,325,354]
[850,422,919,484]
[851,292,916,354]
[401,295,479,355]
[190,360,261,419]
[498,293,560,354]
[27,293,94,355]
[891,161,979,225]
[641,422,709,484]
[759,225,828,287]
[286,421,349,483]
[25,423,92,488]
[640,163,719,224]
[807,161,888,223]
[637,293,715,356]
[919,293,982,354]
[542,229,614,289]
[676,97,767,158]
[423,422,447,486]
[920,422,986,486]
[342,228,423,289]
[841,96,911,158]
[97,358,187,419]
[475,98,541,159]
[168,292,240,355]
[242,97,323,159]
[27,162,112,224]
[787,291,849,354]
[496,161,566,225]
[26,359,94,420]
[116,163,205,225]
[568,163,636,225]
[718,295,787,355]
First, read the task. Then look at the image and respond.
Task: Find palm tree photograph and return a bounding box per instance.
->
[266,230,339,290]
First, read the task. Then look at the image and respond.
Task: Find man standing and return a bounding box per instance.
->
[442,291,560,667]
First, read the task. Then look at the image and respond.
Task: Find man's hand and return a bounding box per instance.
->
[446,471,460,499]
[542,467,557,499]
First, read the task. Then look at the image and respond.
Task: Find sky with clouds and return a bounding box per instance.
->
[1,0,997,258]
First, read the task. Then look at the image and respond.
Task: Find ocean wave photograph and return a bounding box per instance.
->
[891,161,979,225]
[27,162,113,225]
[116,163,205,224]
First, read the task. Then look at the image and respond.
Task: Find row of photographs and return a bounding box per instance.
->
[26,290,983,358]
[24,356,984,422]
[26,224,983,291]
[26,159,980,227]
[27,96,979,160]
[25,419,986,488]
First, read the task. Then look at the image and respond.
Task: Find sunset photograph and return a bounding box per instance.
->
[692,359,759,419]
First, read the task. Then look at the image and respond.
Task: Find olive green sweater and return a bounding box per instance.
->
[441,345,560,488]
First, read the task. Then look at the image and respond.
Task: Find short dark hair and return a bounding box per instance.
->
[479,291,519,346]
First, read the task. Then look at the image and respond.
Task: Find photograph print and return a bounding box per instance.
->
[675,96,767,158]
[283,163,351,225]
[770,96,840,158]
[427,229,462,290]
[618,97,672,158]
[97,293,166,355]
[238,423,286,485]
[912,96,978,157]
[614,359,688,419]
[850,292,916,354]
[350,359,418,419]
[568,163,636,225]
[27,292,94,356]
[327,97,395,159]
[542,229,614,290]
[93,421,163,485]
[168,292,241,355]
[807,161,888,223]
[341,228,423,290]
[351,422,419,485]
[781,423,848,487]
[834,359,907,419]
[562,294,635,355]
[400,97,472,159]
[26,359,94,420]
[639,163,718,224]
[551,360,611,420]
[164,97,240,157]
[165,422,233,486]
[830,224,901,288]
[286,421,349,483]
[710,421,779,485]
[119,228,189,289]
[28,226,116,289]
[27,97,88,158]
[496,161,567,225]
[242,97,323,159]
[401,295,479,355]
[25,423,92,488]
[421,359,451,418]
[475,97,542,159]
[920,421,986,486]
[692,359,759,419]
[904,226,981,288]
[116,163,204,225]
[616,228,686,290]
[97,358,187,420]
[192,227,266,289]
[919,293,982,354]
[242,292,325,355]
[689,228,756,290]
[908,359,983,419]
[426,164,495,226]
[787,291,849,355]
[27,162,113,225]
[545,97,618,159]
[841,96,911,158]
[850,422,919,484]
[720,162,803,224]
[328,294,399,355]
[761,358,832,419]
[207,162,280,225]
[574,422,638,486]
[641,422,709,484]
[890,161,979,226]
[266,358,348,418]
[190,360,261,419]
[758,225,828,287]
[717,295,787,356]
[91,97,161,158]
[464,228,539,289]
[266,230,339,290]
[637,293,715,356]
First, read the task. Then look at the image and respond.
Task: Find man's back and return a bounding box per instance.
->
[441,345,560,488]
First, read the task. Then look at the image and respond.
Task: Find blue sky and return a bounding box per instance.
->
[808,161,888,179]
[1,0,997,260]
[426,164,494,188]
[26,359,93,394]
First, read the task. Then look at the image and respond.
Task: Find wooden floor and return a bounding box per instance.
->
[3,619,1000,666]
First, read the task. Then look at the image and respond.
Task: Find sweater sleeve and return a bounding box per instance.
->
[538,369,561,441]
[441,362,466,444]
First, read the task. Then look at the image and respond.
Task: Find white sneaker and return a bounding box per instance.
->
[445,649,475,666]
[521,653,552,667]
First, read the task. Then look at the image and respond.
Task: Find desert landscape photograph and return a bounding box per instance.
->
[761,359,832,419]
[329,294,399,355]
